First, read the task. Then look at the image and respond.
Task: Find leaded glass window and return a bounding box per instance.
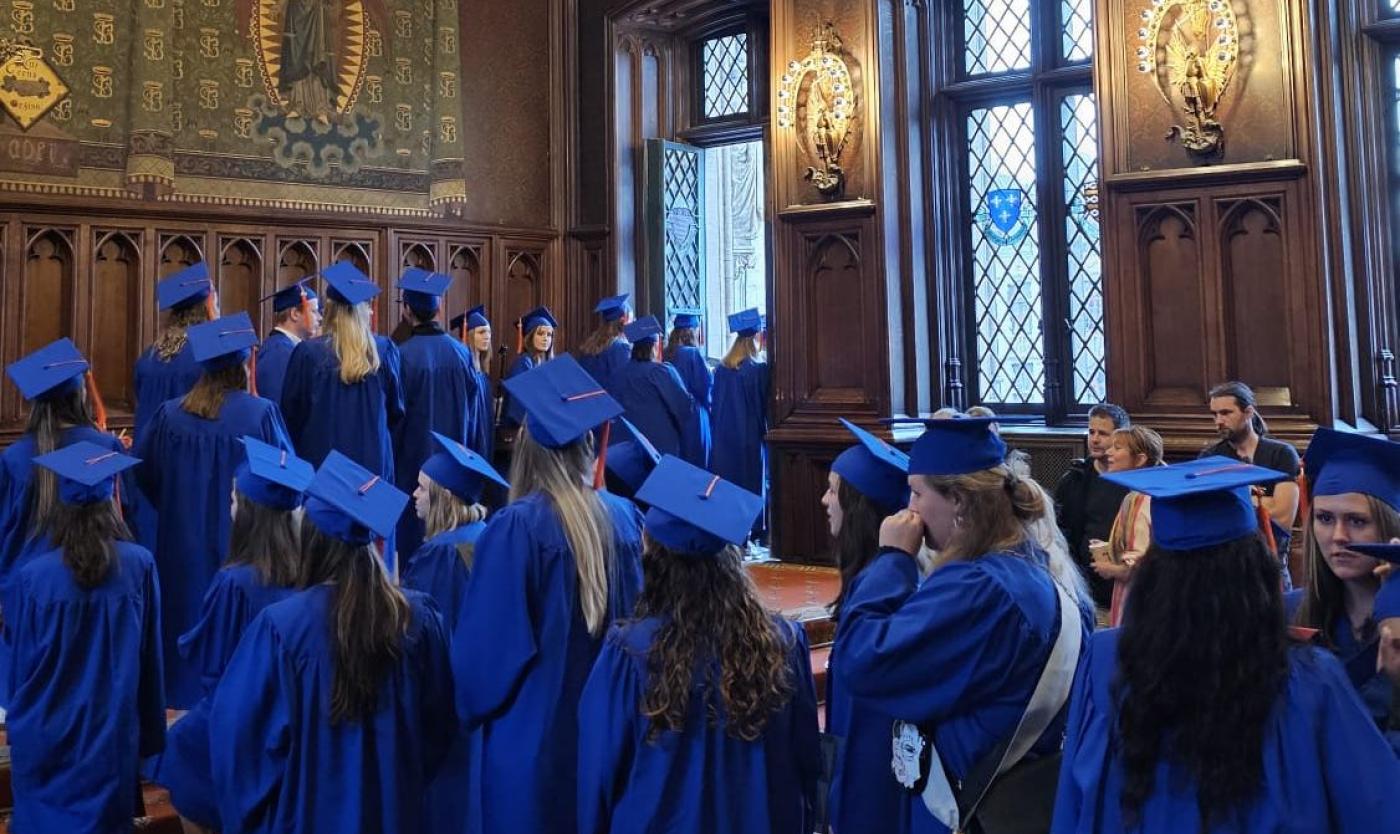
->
[1062,0,1094,63]
[701,33,749,119]
[963,0,1032,76]
[1061,93,1105,404]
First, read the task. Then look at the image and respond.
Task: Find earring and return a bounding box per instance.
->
[954,514,965,528]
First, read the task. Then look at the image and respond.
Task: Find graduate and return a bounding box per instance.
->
[837,417,1092,834]
[401,431,508,834]
[453,354,644,834]
[666,309,713,467]
[135,312,292,708]
[1053,460,1400,834]
[208,451,454,834]
[603,416,662,505]
[613,315,694,458]
[148,437,312,832]
[499,305,557,430]
[576,293,632,398]
[578,455,821,834]
[279,261,405,567]
[1359,542,1400,733]
[822,419,912,834]
[711,308,769,537]
[391,268,475,563]
[254,281,321,404]
[450,304,497,460]
[4,442,164,834]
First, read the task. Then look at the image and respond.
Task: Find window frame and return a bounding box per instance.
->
[688,22,764,134]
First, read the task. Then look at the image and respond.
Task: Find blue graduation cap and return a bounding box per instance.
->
[235,437,313,511]
[672,309,702,330]
[502,354,623,449]
[32,440,140,506]
[1304,428,1400,512]
[637,455,763,556]
[397,267,452,314]
[157,262,213,312]
[832,418,910,514]
[6,338,88,401]
[1349,543,1400,619]
[622,315,663,345]
[594,294,630,322]
[321,261,381,306]
[304,449,409,545]
[606,417,662,494]
[727,308,764,337]
[520,306,558,332]
[422,431,509,504]
[449,304,490,334]
[187,313,259,369]
[261,281,318,314]
[892,416,1007,477]
[1101,456,1288,551]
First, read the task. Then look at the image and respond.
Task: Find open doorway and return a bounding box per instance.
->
[700,139,767,361]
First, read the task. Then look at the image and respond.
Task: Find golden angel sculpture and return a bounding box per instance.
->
[1136,0,1239,157]
[777,22,856,199]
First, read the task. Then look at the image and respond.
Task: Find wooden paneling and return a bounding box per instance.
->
[91,231,142,413]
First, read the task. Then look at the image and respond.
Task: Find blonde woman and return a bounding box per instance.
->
[452,355,644,833]
[711,308,769,538]
[451,304,496,459]
[1094,425,1164,627]
[501,305,557,429]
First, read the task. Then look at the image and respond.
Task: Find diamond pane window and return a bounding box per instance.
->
[963,0,1032,76]
[663,146,703,311]
[702,34,749,119]
[967,103,1044,404]
[1061,94,1105,404]
[1062,0,1093,62]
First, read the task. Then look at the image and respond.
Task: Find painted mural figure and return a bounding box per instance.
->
[279,0,338,121]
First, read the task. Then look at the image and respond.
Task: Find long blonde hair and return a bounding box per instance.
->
[154,301,212,361]
[465,326,490,373]
[509,426,618,635]
[323,299,380,384]
[722,334,760,370]
[424,479,487,569]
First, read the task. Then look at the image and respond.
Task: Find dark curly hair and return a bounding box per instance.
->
[827,478,884,622]
[1113,533,1290,830]
[634,539,795,743]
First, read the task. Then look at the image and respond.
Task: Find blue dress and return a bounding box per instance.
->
[453,491,644,834]
[577,615,822,834]
[578,339,632,400]
[393,324,475,562]
[668,345,713,468]
[711,358,769,502]
[614,359,694,458]
[466,363,495,461]
[837,544,1094,834]
[134,391,291,708]
[4,542,165,834]
[499,353,539,428]
[209,587,454,834]
[401,522,486,834]
[1052,630,1400,833]
[254,329,297,404]
[150,564,296,828]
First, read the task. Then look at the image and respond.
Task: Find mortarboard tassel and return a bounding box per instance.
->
[592,420,611,490]
[653,339,662,363]
[516,319,524,354]
[247,348,259,397]
[85,370,109,433]
[204,290,218,322]
[1295,469,1309,534]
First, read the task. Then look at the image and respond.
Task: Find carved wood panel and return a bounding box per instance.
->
[217,237,262,322]
[1136,203,1207,402]
[92,231,142,414]
[1219,197,1291,397]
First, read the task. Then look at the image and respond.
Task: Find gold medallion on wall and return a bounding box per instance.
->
[0,39,70,130]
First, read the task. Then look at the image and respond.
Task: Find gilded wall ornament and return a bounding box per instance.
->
[1136,0,1240,157]
[778,21,857,199]
[0,39,69,129]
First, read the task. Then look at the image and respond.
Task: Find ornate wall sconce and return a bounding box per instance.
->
[1136,0,1240,158]
[778,21,857,199]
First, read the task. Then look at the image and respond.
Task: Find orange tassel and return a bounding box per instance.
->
[516,320,524,354]
[1296,470,1310,532]
[247,348,259,397]
[653,340,661,363]
[593,420,611,490]
[85,371,109,432]
[204,291,217,322]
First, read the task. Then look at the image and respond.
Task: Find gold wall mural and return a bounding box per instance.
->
[0,0,466,216]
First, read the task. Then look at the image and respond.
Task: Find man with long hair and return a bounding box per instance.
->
[1202,381,1301,536]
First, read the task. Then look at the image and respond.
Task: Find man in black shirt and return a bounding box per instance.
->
[1055,403,1131,608]
[1199,381,1301,527]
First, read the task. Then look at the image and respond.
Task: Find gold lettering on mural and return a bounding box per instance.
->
[438,116,456,144]
[170,101,182,132]
[52,97,70,120]
[394,10,411,38]
[394,103,411,133]
[198,78,219,109]
[366,27,382,57]
[233,106,253,138]
[234,57,253,88]
[420,130,431,156]
[142,80,163,112]
[172,56,183,80]
[172,6,182,28]
[143,28,164,61]
[438,72,456,98]
[439,26,456,54]
[199,27,220,58]
[91,65,112,98]
[365,74,382,103]
[12,1,35,35]
[53,0,74,11]
[202,0,218,6]
[394,58,411,85]
[51,33,73,66]
[92,12,114,45]
[144,0,164,7]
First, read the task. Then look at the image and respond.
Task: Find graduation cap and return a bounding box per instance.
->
[636,455,763,557]
[261,281,318,314]
[157,262,213,312]
[832,418,910,515]
[422,431,509,504]
[727,308,764,337]
[890,416,1008,477]
[520,306,558,332]
[6,338,89,401]
[32,440,140,506]
[1101,456,1288,550]
[672,309,702,330]
[1348,543,1400,620]
[1304,428,1400,512]
[235,437,313,511]
[187,313,259,370]
[321,261,381,306]
[449,304,489,334]
[622,315,663,345]
[304,449,409,545]
[502,354,623,449]
[397,267,452,314]
[605,417,662,494]
[594,294,630,322]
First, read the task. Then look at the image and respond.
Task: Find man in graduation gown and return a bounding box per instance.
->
[391,268,475,564]
[613,316,694,458]
[255,281,321,404]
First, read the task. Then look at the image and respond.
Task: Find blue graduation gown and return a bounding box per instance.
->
[614,359,694,458]
[825,569,911,834]
[668,345,713,467]
[711,359,769,501]
[578,339,632,399]
[254,329,298,404]
[134,392,291,708]
[499,353,538,428]
[208,587,454,834]
[1052,631,1400,834]
[452,491,644,834]
[132,343,203,556]
[150,564,296,828]
[837,545,1094,834]
[577,615,822,834]
[4,542,165,834]
[466,363,495,461]
[393,325,475,562]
